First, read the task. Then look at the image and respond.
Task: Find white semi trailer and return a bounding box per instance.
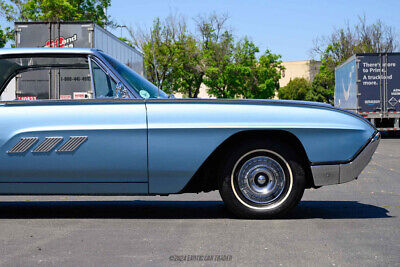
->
[3,21,144,101]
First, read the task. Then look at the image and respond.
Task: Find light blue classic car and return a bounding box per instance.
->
[0,48,380,218]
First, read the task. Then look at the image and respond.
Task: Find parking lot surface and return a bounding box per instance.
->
[0,138,398,266]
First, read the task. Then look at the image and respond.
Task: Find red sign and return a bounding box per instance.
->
[60,95,72,100]
[44,34,77,48]
[17,96,37,101]
[73,92,89,99]
[45,37,65,48]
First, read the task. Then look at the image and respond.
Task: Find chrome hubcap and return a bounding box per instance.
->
[237,156,286,204]
[256,174,267,185]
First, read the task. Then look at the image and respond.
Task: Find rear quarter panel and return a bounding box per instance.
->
[146,101,375,194]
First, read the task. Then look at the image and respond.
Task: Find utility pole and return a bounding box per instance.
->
[151,34,160,98]
[104,7,107,30]
[116,25,127,38]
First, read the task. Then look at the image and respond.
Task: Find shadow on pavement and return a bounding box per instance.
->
[289,201,391,219]
[0,200,391,219]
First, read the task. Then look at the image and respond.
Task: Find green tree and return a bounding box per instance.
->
[311,16,398,103]
[0,0,112,45]
[306,64,334,103]
[0,27,7,48]
[196,13,234,98]
[118,37,135,48]
[129,13,283,99]
[252,49,284,99]
[130,14,207,97]
[172,33,204,98]
[197,14,283,99]
[132,17,183,94]
[205,37,283,99]
[278,78,311,100]
[1,0,111,26]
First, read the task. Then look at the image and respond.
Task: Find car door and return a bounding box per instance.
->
[0,54,148,189]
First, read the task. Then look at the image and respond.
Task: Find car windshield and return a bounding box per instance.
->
[100,52,168,99]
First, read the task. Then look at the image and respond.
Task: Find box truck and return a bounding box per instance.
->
[4,21,144,101]
[335,53,400,131]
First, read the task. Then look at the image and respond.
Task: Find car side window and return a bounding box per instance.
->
[0,56,93,101]
[91,60,117,98]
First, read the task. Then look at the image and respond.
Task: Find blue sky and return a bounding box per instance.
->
[107,0,400,61]
[2,0,400,61]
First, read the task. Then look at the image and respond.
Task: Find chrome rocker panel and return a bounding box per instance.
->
[311,132,381,186]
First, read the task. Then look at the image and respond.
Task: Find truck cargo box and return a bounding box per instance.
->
[335,53,400,113]
[15,22,144,75]
[335,53,400,131]
[12,21,144,100]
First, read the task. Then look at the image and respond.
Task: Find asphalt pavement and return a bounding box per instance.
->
[0,138,398,266]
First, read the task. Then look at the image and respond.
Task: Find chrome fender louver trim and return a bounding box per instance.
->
[7,137,39,154]
[32,137,63,153]
[56,136,88,152]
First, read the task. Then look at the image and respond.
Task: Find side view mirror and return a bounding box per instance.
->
[115,82,129,99]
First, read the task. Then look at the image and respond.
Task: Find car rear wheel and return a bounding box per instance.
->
[219,138,306,218]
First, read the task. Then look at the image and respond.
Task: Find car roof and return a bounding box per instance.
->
[0,48,97,56]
